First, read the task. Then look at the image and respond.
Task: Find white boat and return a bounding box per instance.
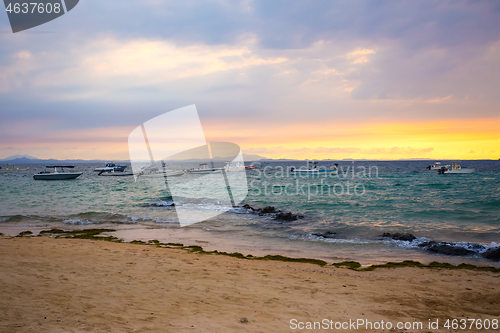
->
[33,166,82,180]
[426,162,450,170]
[187,163,224,174]
[137,162,185,178]
[290,161,339,175]
[438,162,476,174]
[225,161,245,172]
[94,162,128,172]
[98,169,134,177]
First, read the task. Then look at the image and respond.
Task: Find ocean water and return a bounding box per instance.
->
[0,160,499,266]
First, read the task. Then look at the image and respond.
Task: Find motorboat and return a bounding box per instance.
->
[33,166,82,180]
[438,162,476,174]
[98,169,134,177]
[136,162,185,178]
[426,162,450,170]
[94,162,128,172]
[187,163,224,174]
[225,161,245,172]
[290,161,338,175]
[245,164,257,169]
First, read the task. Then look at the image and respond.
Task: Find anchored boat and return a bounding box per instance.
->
[94,162,128,172]
[224,161,245,172]
[438,162,476,174]
[136,162,185,178]
[187,163,224,174]
[290,161,338,175]
[426,162,450,170]
[33,166,82,180]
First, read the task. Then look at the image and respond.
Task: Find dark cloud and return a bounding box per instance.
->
[0,0,499,132]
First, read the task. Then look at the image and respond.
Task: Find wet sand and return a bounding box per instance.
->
[0,236,499,332]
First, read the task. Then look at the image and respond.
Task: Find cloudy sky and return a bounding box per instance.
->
[0,0,499,160]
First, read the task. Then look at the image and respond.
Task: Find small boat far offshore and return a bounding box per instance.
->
[290,161,339,175]
[438,162,476,174]
[135,162,185,178]
[426,162,450,170]
[94,162,128,172]
[187,163,224,174]
[33,166,82,180]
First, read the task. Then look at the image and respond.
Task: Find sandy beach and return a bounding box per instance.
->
[0,235,498,333]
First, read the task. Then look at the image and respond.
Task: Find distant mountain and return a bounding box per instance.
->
[0,154,39,161]
[0,157,123,164]
[0,152,268,164]
[242,153,268,161]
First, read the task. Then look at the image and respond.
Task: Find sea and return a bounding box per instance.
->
[0,160,499,267]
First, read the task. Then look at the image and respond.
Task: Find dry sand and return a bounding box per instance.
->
[0,236,499,333]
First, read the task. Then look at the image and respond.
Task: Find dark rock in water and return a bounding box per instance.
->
[382,233,417,242]
[274,212,297,221]
[312,231,337,239]
[241,204,255,211]
[260,206,276,214]
[241,204,303,221]
[420,241,476,256]
[482,247,500,261]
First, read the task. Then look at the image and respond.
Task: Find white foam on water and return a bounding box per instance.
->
[389,237,492,254]
[63,219,94,225]
[0,217,8,222]
[153,219,178,223]
[289,234,376,244]
[154,200,175,206]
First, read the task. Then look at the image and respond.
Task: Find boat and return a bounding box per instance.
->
[94,162,128,172]
[136,162,185,178]
[290,161,339,175]
[438,162,476,174]
[33,166,82,180]
[98,169,134,177]
[426,162,450,170]
[187,163,224,174]
[245,164,257,169]
[225,161,246,172]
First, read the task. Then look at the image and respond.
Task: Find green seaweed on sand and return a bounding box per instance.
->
[254,255,328,266]
[333,261,362,270]
[39,228,67,234]
[166,243,184,247]
[211,250,247,258]
[130,240,147,245]
[332,260,500,273]
[29,228,500,272]
[39,228,123,242]
[16,230,33,237]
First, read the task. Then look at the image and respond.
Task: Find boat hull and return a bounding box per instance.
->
[187,169,223,174]
[94,166,127,172]
[99,172,135,177]
[33,173,82,180]
[443,168,476,174]
[140,170,185,177]
[291,169,338,175]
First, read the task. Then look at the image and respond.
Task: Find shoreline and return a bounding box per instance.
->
[1,232,499,332]
[4,228,500,273]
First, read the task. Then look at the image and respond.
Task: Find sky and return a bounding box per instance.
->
[0,0,499,160]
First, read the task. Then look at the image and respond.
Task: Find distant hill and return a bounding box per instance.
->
[0,157,119,164]
[0,154,39,161]
[242,153,268,161]
[0,152,268,164]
